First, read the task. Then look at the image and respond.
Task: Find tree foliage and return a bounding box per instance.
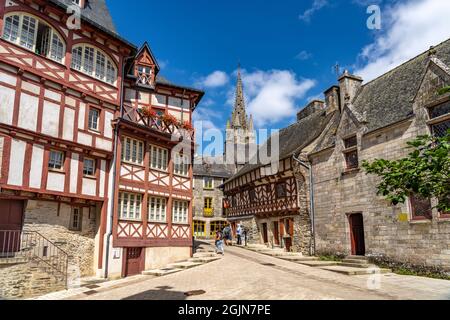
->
[362,130,450,212]
[438,86,450,95]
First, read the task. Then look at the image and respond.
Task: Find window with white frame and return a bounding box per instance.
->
[118,192,142,221]
[174,153,190,177]
[48,150,64,170]
[88,107,100,131]
[71,44,117,84]
[172,200,189,224]
[150,145,168,171]
[203,177,214,189]
[148,197,167,223]
[121,137,144,165]
[83,158,96,177]
[2,13,66,63]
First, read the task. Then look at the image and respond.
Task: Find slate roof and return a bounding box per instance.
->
[352,38,450,133]
[227,109,337,181]
[50,0,134,47]
[193,157,234,179]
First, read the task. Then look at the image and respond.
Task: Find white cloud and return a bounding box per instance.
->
[238,69,316,127]
[295,50,312,61]
[355,0,450,82]
[198,71,229,88]
[299,0,328,23]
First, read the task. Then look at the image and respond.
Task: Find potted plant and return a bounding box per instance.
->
[161,114,179,126]
[181,121,194,131]
[141,106,157,119]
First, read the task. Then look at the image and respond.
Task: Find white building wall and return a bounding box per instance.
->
[17,93,38,131]
[7,139,26,186]
[29,144,44,189]
[41,101,60,137]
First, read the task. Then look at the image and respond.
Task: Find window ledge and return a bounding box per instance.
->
[409,219,432,225]
[48,168,65,174]
[121,161,145,168]
[341,168,360,176]
[119,219,143,223]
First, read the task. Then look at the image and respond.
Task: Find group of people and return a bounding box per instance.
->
[215,224,247,255]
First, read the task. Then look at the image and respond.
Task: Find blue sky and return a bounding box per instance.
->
[108,0,450,154]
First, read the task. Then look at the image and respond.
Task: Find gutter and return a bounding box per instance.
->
[292,154,316,256]
[104,56,135,279]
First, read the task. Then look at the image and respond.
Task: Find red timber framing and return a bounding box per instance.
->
[225,157,300,219]
[0,0,134,271]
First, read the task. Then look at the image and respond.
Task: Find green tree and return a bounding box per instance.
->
[438,86,450,95]
[362,130,450,212]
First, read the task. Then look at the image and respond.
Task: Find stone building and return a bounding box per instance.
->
[308,39,450,271]
[193,157,233,239]
[0,0,203,299]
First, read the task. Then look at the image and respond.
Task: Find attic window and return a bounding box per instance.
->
[343,135,359,170]
[428,101,450,138]
[136,65,153,86]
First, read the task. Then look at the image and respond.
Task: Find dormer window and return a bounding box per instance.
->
[343,135,359,170]
[428,100,450,138]
[2,13,66,64]
[136,65,153,86]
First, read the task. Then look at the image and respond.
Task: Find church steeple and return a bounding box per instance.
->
[231,64,249,130]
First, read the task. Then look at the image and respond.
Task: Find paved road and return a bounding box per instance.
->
[68,246,450,300]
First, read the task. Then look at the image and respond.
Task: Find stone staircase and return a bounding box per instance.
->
[142,243,222,277]
[320,256,392,276]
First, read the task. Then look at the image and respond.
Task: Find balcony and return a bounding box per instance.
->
[203,208,215,218]
[121,106,194,140]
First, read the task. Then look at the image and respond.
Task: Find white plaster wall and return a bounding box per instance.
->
[41,101,60,137]
[99,160,106,198]
[0,137,3,174]
[106,242,124,280]
[82,178,97,196]
[0,85,15,125]
[62,107,75,141]
[144,247,191,270]
[95,138,112,151]
[18,92,38,131]
[0,71,17,86]
[70,153,79,194]
[44,89,61,102]
[29,144,44,189]
[77,132,92,146]
[21,81,40,95]
[7,139,26,186]
[47,172,65,192]
[104,111,114,139]
[78,103,86,130]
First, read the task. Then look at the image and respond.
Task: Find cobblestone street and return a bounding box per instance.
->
[52,245,450,301]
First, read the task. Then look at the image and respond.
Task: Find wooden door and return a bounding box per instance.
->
[273,222,280,246]
[349,214,365,256]
[0,200,24,254]
[262,223,268,243]
[125,248,143,277]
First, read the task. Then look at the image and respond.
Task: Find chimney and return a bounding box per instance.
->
[297,99,325,121]
[338,70,363,108]
[324,85,340,114]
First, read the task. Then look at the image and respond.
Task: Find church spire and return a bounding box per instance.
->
[231,64,248,130]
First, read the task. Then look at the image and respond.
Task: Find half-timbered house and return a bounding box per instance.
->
[223,98,339,254]
[109,43,203,277]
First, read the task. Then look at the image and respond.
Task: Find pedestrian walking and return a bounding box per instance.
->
[215,231,224,255]
[223,224,232,246]
[236,224,242,246]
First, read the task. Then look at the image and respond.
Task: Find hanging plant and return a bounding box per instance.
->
[162,114,179,126]
[181,121,194,131]
[141,106,157,119]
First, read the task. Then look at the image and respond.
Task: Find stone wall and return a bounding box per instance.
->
[193,176,226,218]
[0,259,65,300]
[23,200,99,278]
[311,110,450,271]
[238,217,259,244]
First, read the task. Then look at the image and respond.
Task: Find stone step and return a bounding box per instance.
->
[259,250,291,257]
[193,252,218,258]
[343,259,370,264]
[142,268,183,277]
[189,256,222,264]
[0,257,28,265]
[346,255,368,261]
[278,256,319,262]
[196,248,216,253]
[340,262,373,269]
[320,266,392,276]
[297,260,341,267]
[167,261,203,269]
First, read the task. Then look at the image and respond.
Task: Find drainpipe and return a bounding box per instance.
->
[104,56,134,279]
[292,154,316,256]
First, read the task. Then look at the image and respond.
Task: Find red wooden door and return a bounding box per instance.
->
[125,248,143,277]
[273,222,280,245]
[0,200,24,254]
[349,214,366,256]
[262,223,268,243]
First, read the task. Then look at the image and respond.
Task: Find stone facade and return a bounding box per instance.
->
[310,46,450,271]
